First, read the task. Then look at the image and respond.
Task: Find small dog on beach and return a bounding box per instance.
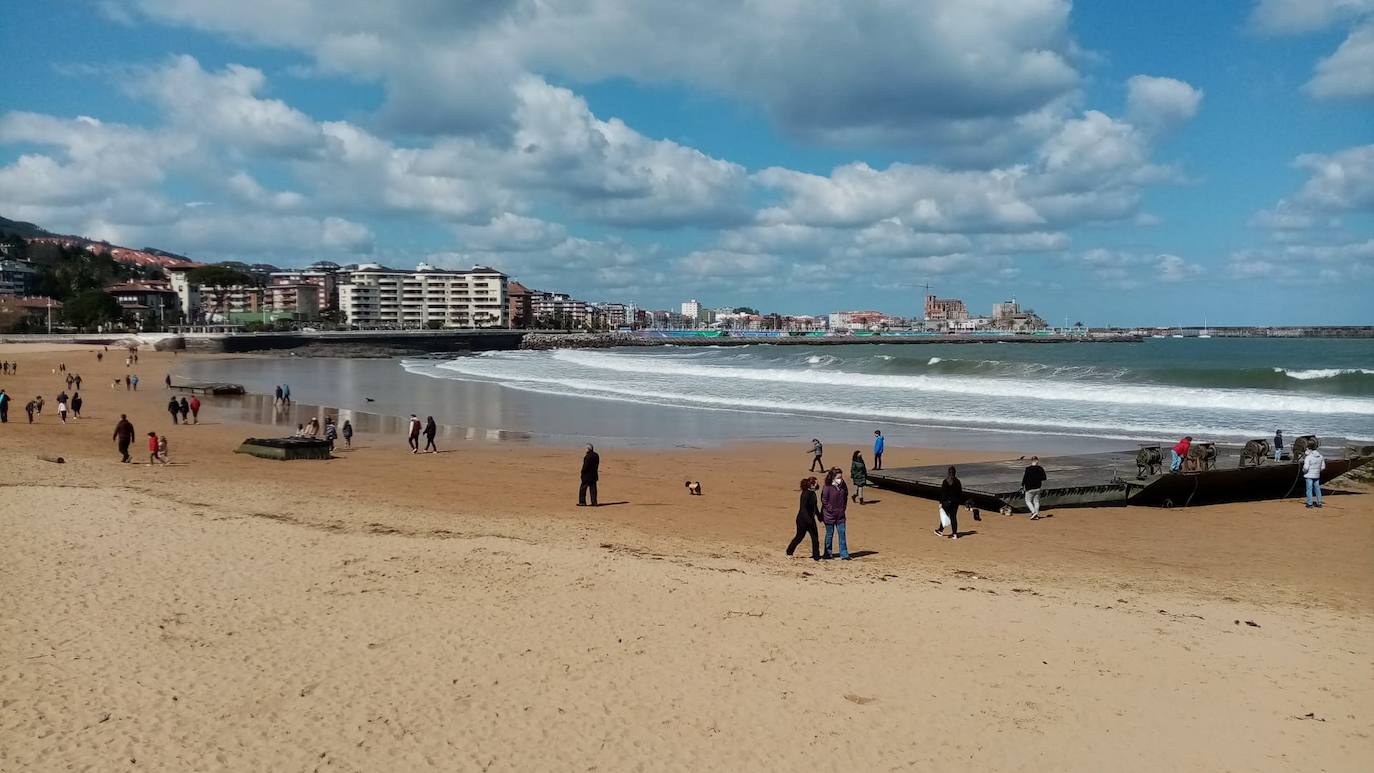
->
[999,505,1014,517]
[684,480,702,496]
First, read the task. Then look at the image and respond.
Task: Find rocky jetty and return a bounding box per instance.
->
[520,332,649,350]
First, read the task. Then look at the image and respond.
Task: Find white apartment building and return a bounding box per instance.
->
[338,263,508,328]
[680,299,700,322]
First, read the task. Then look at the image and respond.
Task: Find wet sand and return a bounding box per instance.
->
[2,344,1372,770]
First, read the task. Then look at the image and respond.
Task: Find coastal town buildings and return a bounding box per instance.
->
[0,258,38,295]
[923,294,969,322]
[530,291,588,328]
[0,294,60,330]
[507,281,533,328]
[107,281,180,326]
[337,263,508,328]
[680,299,701,322]
[267,268,338,316]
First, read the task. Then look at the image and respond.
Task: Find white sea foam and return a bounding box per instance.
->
[927,357,942,365]
[418,357,1374,441]
[1274,367,1374,380]
[549,349,1374,415]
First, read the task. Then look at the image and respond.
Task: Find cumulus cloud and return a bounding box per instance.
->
[453,213,568,252]
[1292,144,1374,211]
[1125,75,1204,133]
[104,0,1082,157]
[1251,0,1374,102]
[1307,21,1374,99]
[1249,0,1374,34]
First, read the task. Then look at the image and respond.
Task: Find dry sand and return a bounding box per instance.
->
[1,345,1372,771]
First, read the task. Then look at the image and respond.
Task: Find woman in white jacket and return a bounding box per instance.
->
[1302,444,1326,509]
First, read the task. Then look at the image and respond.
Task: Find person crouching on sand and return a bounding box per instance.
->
[786,477,821,561]
[850,450,868,505]
[820,468,850,560]
[935,466,962,539]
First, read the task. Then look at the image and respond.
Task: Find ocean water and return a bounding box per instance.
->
[401,338,1374,444]
[182,338,1374,450]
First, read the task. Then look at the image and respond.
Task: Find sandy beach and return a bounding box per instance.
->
[2,344,1372,771]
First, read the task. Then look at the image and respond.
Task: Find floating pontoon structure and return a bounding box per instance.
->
[174,382,246,395]
[867,445,1374,511]
[234,437,332,461]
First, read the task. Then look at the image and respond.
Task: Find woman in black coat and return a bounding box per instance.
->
[935,465,963,539]
[786,477,822,560]
[423,416,438,453]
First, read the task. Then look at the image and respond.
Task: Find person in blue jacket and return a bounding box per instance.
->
[872,429,885,470]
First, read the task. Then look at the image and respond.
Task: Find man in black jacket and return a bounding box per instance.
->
[1021,456,1047,520]
[113,414,135,463]
[578,444,600,507]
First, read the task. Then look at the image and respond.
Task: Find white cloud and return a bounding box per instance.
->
[1293,144,1374,211]
[1126,75,1204,133]
[1155,253,1203,282]
[1251,1,1374,102]
[453,213,568,252]
[106,0,1083,156]
[1228,239,1374,283]
[1308,21,1374,99]
[1250,0,1374,34]
[126,55,322,155]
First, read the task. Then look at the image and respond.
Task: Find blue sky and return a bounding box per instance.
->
[1,1,1370,324]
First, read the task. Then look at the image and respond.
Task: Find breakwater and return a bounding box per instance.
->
[518,332,1143,349]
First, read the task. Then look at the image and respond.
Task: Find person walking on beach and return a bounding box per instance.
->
[124,375,130,391]
[341,419,353,449]
[0,389,8,423]
[323,417,337,452]
[1273,429,1284,462]
[34,395,43,416]
[189,395,201,424]
[74,374,81,390]
[56,396,68,424]
[1170,436,1192,472]
[179,397,190,424]
[850,450,869,505]
[282,383,291,406]
[407,414,421,453]
[1302,442,1326,509]
[130,374,139,391]
[820,468,850,560]
[423,416,438,453]
[113,415,135,462]
[71,392,82,418]
[1022,456,1047,520]
[873,430,885,470]
[578,444,600,507]
[274,385,283,406]
[158,434,170,464]
[808,438,824,472]
[786,477,822,561]
[167,396,181,424]
[164,374,171,389]
[935,466,963,539]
